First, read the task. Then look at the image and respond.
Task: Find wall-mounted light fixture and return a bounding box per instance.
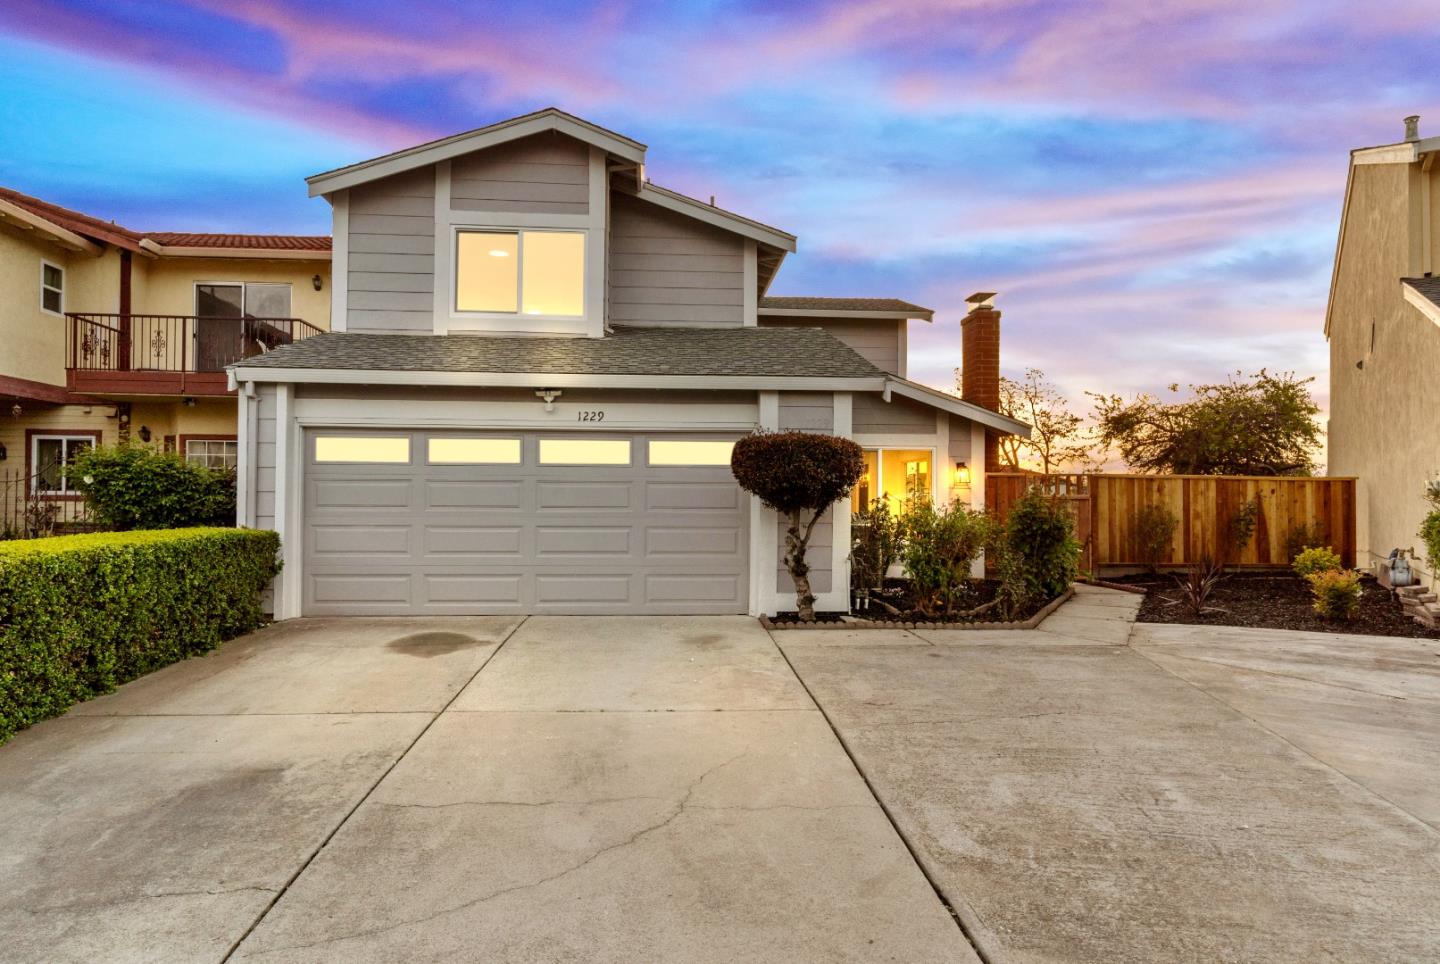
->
[953,461,971,486]
[182,397,197,408]
[10,402,21,418]
[0,442,7,461]
[313,274,323,291]
[138,425,152,443]
[534,388,562,413]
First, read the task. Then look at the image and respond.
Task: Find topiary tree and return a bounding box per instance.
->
[731,431,865,621]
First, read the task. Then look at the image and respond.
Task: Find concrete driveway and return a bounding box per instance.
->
[0,615,971,964]
[3,593,1438,963]
[779,585,1440,963]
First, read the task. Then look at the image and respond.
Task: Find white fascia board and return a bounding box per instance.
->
[307,109,646,197]
[633,184,797,252]
[231,367,885,393]
[1402,281,1440,329]
[883,376,1032,437]
[0,199,102,254]
[758,307,934,322]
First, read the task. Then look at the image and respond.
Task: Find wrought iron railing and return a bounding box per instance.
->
[65,314,322,374]
[0,459,101,540]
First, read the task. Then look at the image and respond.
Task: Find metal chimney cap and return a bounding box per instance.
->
[1405,115,1421,142]
[964,291,998,309]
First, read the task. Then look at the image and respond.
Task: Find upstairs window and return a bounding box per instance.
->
[41,261,64,315]
[455,230,584,317]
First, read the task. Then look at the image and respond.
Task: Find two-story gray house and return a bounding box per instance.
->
[229,108,1028,618]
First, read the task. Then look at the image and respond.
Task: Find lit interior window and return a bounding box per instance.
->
[455,232,518,312]
[648,439,736,466]
[538,438,630,465]
[428,437,522,464]
[853,449,933,513]
[455,230,584,317]
[314,436,411,463]
[520,231,585,316]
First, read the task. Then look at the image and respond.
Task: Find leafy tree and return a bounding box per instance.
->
[731,431,865,621]
[1090,370,1321,476]
[960,367,1092,473]
[69,444,235,530]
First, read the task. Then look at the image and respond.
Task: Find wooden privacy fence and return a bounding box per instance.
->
[986,473,1357,572]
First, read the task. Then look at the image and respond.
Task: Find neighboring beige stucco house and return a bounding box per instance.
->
[0,187,330,516]
[1325,115,1440,579]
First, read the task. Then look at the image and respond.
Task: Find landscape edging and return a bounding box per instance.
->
[760,585,1075,631]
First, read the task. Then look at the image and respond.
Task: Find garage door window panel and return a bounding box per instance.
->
[427,437,522,464]
[538,438,631,466]
[314,436,411,464]
[647,439,736,466]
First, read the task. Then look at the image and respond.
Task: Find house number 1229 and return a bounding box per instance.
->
[577,411,605,422]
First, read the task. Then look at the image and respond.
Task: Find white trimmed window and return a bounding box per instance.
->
[185,439,238,471]
[31,434,94,494]
[455,229,585,317]
[41,261,64,315]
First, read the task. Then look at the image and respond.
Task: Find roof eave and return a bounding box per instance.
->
[144,243,331,261]
[229,367,882,391]
[306,108,647,198]
[633,183,797,252]
[759,307,933,322]
[0,198,103,255]
[883,376,1031,437]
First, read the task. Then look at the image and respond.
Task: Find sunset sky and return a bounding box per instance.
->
[2,1,1436,430]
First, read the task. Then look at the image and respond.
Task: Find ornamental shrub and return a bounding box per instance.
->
[1307,568,1361,621]
[997,488,1080,616]
[1134,503,1179,572]
[68,444,235,530]
[0,528,279,743]
[850,498,904,593]
[901,500,996,618]
[1292,545,1342,580]
[1420,480,1440,577]
[732,431,865,621]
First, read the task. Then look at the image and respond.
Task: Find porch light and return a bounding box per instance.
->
[954,461,971,486]
[138,425,152,443]
[312,274,323,291]
[0,442,6,461]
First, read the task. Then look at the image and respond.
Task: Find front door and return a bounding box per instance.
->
[195,284,243,371]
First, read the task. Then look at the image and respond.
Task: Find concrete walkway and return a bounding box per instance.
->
[0,615,974,964]
[778,585,1440,963]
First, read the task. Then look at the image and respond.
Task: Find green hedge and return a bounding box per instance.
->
[0,528,280,743]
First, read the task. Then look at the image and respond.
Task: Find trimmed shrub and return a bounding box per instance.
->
[732,431,865,621]
[1292,545,1342,580]
[1134,504,1179,572]
[1307,569,1361,621]
[850,498,904,593]
[69,444,235,530]
[0,528,279,743]
[901,500,997,618]
[997,488,1081,616]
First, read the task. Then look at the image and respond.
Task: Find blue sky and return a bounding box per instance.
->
[2,0,1437,424]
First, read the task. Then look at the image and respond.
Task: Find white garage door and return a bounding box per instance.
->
[301,430,748,615]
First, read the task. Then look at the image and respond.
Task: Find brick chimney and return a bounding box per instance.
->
[961,291,1003,472]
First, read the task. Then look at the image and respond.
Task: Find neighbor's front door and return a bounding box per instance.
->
[195,284,243,371]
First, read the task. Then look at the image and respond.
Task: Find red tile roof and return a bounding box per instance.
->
[0,186,143,250]
[0,186,330,254]
[146,233,331,251]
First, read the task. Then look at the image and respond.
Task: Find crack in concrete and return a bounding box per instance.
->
[25,885,277,915]
[373,794,668,811]
[1133,648,1414,701]
[237,748,752,958]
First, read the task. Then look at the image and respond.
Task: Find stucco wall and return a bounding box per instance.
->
[1328,161,1440,577]
[134,257,331,329]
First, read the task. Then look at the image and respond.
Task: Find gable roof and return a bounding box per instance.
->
[1403,275,1440,309]
[0,186,143,251]
[631,181,796,252]
[306,107,646,198]
[233,325,880,379]
[145,233,331,252]
[760,296,932,320]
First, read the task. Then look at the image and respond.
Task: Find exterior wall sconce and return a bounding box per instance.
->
[0,442,7,461]
[313,274,323,291]
[953,461,971,486]
[138,426,152,443]
[10,402,21,418]
[183,397,197,407]
[535,388,562,413]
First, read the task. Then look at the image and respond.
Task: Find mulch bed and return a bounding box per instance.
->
[767,578,1062,630]
[1111,571,1440,639]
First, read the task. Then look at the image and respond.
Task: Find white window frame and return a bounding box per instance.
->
[30,434,94,495]
[856,446,938,509]
[184,438,239,471]
[450,226,587,322]
[40,260,64,316]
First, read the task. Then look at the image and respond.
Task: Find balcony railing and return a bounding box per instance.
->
[64,313,323,395]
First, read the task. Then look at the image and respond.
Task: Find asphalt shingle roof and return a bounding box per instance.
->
[759,296,932,315]
[235,325,884,378]
[1404,276,1440,309]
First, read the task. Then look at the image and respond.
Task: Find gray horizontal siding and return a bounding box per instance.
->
[775,511,833,596]
[609,193,744,328]
[759,316,902,374]
[450,133,589,215]
[774,390,835,596]
[347,168,435,334]
[854,392,935,434]
[254,385,278,532]
[948,414,973,463]
[779,392,834,432]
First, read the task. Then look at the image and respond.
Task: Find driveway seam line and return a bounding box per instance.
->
[765,627,997,964]
[218,615,530,962]
[1126,643,1440,837]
